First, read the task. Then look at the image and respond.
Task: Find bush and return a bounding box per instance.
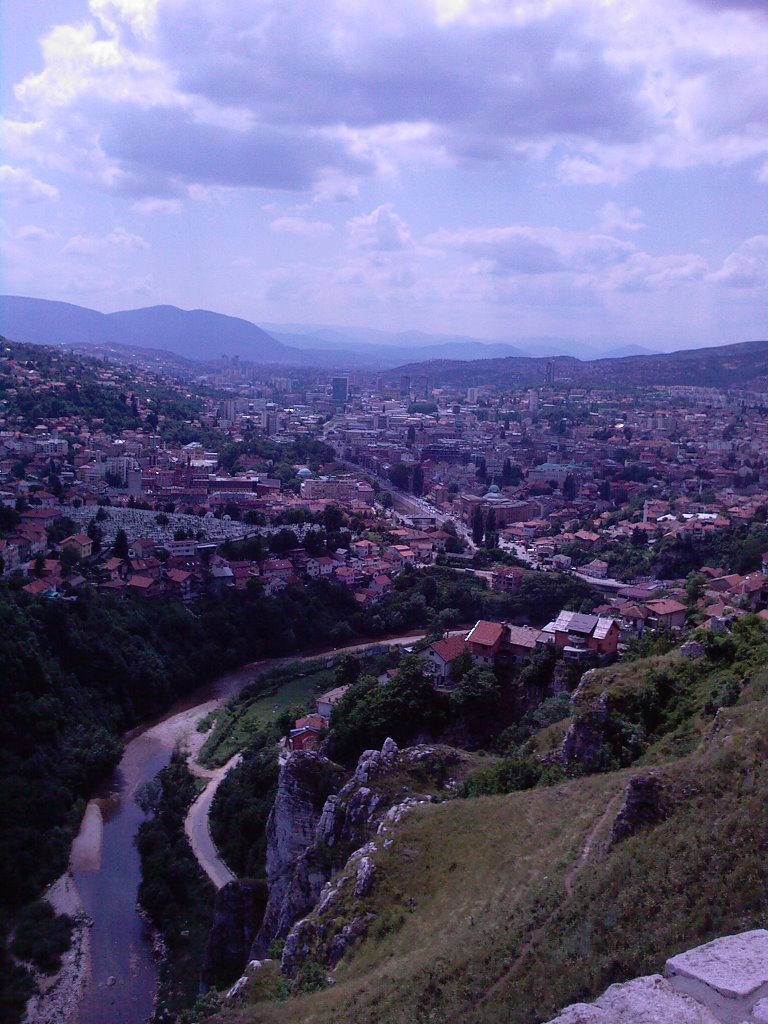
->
[11,901,73,974]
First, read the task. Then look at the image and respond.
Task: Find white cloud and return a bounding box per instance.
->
[711,235,768,289]
[270,216,333,237]
[62,226,150,255]
[17,225,61,242]
[598,202,645,233]
[0,165,59,204]
[348,204,413,251]
[5,0,768,201]
[131,197,182,214]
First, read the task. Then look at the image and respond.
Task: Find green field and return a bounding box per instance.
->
[199,662,335,767]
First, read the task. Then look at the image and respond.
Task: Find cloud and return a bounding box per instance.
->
[17,225,60,242]
[5,0,768,201]
[711,235,768,288]
[270,216,333,237]
[62,226,150,255]
[0,165,59,204]
[131,197,182,214]
[599,202,645,233]
[348,205,413,251]
[429,224,637,277]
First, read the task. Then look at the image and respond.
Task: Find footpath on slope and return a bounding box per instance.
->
[443,783,625,1024]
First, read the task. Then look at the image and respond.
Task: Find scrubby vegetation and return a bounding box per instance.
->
[136,754,216,1020]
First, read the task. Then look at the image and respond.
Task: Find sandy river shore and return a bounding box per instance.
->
[25,873,92,1024]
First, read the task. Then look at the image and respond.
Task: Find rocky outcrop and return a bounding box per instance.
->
[250,752,344,956]
[560,689,611,772]
[609,774,673,848]
[546,930,768,1023]
[251,738,457,974]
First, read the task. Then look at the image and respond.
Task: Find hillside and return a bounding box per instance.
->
[206,618,768,1024]
[390,338,768,390]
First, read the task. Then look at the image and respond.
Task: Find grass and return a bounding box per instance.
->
[202,619,768,1024]
[208,702,768,1024]
[200,662,336,767]
[211,771,625,1024]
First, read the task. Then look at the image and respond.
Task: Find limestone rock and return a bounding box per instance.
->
[609,774,673,847]
[251,752,343,956]
[560,691,611,772]
[545,974,721,1023]
[665,929,768,1021]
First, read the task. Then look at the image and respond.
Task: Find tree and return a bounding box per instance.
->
[484,507,497,548]
[472,506,484,546]
[412,465,424,496]
[86,518,102,555]
[114,529,130,560]
[563,474,577,501]
[389,463,410,491]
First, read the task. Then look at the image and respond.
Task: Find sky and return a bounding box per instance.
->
[2,0,768,352]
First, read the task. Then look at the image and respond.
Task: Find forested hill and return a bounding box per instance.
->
[390,338,768,389]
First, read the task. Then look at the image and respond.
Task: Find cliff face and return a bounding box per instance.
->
[251,738,461,970]
[251,752,344,956]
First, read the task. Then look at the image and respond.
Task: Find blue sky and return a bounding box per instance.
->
[2,0,767,351]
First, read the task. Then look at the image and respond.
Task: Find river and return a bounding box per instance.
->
[71,657,272,1024]
[70,632,429,1023]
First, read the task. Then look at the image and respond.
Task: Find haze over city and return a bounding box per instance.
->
[2,0,768,352]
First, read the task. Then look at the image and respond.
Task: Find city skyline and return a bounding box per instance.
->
[2,0,768,351]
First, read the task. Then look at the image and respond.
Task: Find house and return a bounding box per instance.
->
[491,565,524,593]
[583,558,609,579]
[503,624,545,663]
[22,576,61,597]
[316,686,349,719]
[334,565,359,587]
[60,534,93,560]
[165,568,195,602]
[465,619,505,665]
[126,574,164,598]
[551,611,620,659]
[289,714,329,751]
[643,598,687,631]
[419,634,468,685]
[616,601,649,639]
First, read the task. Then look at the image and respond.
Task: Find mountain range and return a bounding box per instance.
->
[0,295,656,368]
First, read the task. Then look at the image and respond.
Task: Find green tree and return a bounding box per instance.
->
[114,529,130,560]
[472,506,484,546]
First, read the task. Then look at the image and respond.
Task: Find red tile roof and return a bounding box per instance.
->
[465,620,504,647]
[429,635,467,662]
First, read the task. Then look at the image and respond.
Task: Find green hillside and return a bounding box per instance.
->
[208,619,768,1024]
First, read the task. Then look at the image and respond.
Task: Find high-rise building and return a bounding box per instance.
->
[331,376,349,402]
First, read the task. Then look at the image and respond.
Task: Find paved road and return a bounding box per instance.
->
[184,753,241,890]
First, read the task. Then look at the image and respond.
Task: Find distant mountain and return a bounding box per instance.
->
[601,344,659,358]
[0,297,537,368]
[0,296,289,363]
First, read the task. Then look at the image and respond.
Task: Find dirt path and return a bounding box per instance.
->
[564,790,622,898]
[445,785,624,1024]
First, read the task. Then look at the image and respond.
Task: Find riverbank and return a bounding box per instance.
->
[24,873,92,1024]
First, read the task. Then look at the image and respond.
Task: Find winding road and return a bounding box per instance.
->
[178,630,442,890]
